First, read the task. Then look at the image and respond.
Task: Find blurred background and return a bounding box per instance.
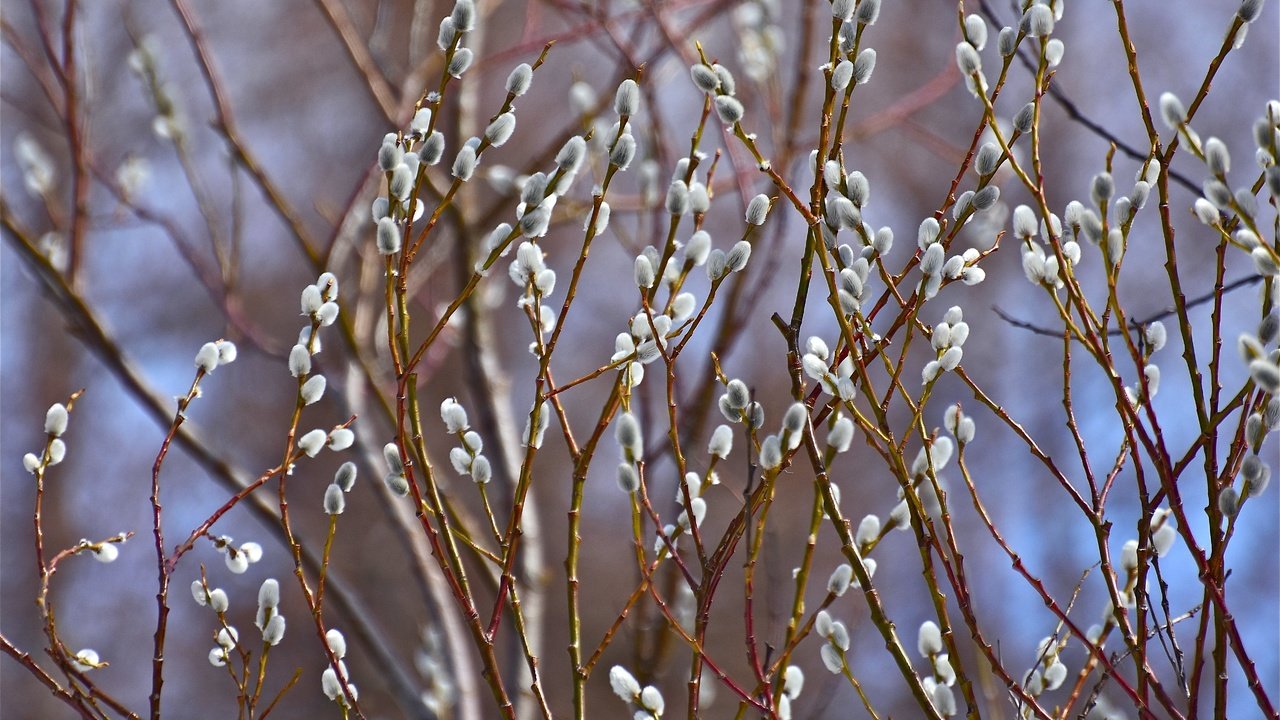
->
[2,0,1277,717]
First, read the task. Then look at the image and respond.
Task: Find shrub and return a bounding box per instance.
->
[3,0,1277,718]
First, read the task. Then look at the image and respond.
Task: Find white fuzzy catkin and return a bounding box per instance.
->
[299,429,327,457]
[1012,204,1038,238]
[91,542,119,563]
[377,217,401,255]
[614,79,640,116]
[609,666,641,701]
[322,667,343,700]
[677,497,706,530]
[1159,92,1186,129]
[918,217,940,247]
[450,0,475,32]
[225,550,250,574]
[384,472,410,497]
[688,182,710,214]
[326,629,347,659]
[708,424,733,458]
[615,412,643,460]
[45,404,68,436]
[70,649,99,671]
[610,134,637,170]
[1204,137,1231,176]
[828,416,855,452]
[783,402,807,435]
[745,194,771,225]
[855,0,881,24]
[324,483,345,514]
[964,14,988,49]
[1043,660,1068,691]
[1249,359,1280,393]
[449,447,471,475]
[263,615,286,646]
[955,43,981,75]
[316,302,339,326]
[301,284,323,315]
[524,402,549,448]
[440,398,469,432]
[853,49,877,84]
[918,620,943,657]
[334,462,357,491]
[195,342,220,373]
[831,60,854,91]
[452,144,477,180]
[216,340,237,365]
[1238,0,1264,23]
[47,438,66,465]
[556,136,587,173]
[389,164,413,200]
[640,686,665,715]
[288,344,311,377]
[448,47,473,77]
[827,564,853,596]
[470,455,492,484]
[713,64,736,94]
[209,647,229,667]
[760,435,782,469]
[1045,38,1065,67]
[690,64,719,93]
[920,244,945,276]
[714,95,745,125]
[634,255,656,289]
[300,375,326,405]
[616,463,639,493]
[671,292,696,321]
[666,180,690,215]
[378,141,402,173]
[485,113,516,147]
[409,108,432,137]
[685,231,712,265]
[327,428,354,451]
[506,63,533,96]
[584,201,611,236]
[1022,4,1054,36]
[421,132,445,164]
[820,644,843,674]
[725,241,752,272]
[519,204,551,238]
[191,580,209,606]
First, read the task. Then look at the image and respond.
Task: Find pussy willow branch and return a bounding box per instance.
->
[974,0,1199,196]
[379,56,529,712]
[6,0,1276,717]
[966,58,1199,720]
[1112,1,1277,713]
[27,397,142,720]
[1,212,429,719]
[148,365,208,720]
[993,274,1264,337]
[164,2,493,712]
[274,324,366,718]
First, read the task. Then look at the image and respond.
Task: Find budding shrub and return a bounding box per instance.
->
[3,1,1278,719]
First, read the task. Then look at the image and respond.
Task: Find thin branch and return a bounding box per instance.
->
[994,274,1264,337]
